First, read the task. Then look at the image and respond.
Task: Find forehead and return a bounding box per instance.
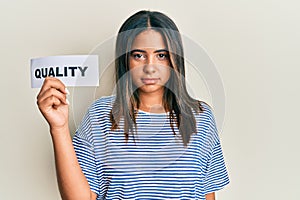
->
[131,29,166,50]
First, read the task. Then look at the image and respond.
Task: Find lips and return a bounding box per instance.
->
[141,78,160,85]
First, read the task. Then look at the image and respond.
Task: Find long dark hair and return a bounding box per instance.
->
[110,10,205,147]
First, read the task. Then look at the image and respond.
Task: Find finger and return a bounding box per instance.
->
[39,76,68,97]
[37,77,68,100]
[38,87,68,106]
[38,88,68,106]
[38,95,64,112]
[51,95,64,108]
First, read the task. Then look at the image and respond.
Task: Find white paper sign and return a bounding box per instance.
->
[30,55,99,88]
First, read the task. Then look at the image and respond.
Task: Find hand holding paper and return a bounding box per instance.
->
[36,77,70,132]
[32,55,99,132]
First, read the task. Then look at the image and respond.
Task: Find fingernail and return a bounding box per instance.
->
[65,88,70,95]
[66,99,70,105]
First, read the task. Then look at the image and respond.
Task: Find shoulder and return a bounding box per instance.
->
[81,95,115,127]
[87,95,115,115]
[75,95,115,139]
[194,100,220,143]
[197,100,216,123]
[74,96,115,145]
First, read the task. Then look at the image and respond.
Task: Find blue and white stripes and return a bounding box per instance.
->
[73,96,229,199]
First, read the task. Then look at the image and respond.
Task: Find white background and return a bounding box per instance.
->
[0,0,299,199]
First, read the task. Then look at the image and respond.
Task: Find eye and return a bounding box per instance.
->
[131,53,145,60]
[157,53,169,60]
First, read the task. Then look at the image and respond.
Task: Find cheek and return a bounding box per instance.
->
[129,69,142,86]
[161,67,171,81]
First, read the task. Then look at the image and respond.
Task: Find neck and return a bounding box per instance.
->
[137,90,166,113]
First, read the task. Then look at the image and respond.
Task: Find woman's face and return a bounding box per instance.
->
[129,29,171,96]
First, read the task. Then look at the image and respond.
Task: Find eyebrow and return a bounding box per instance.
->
[130,49,169,54]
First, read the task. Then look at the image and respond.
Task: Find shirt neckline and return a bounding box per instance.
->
[137,109,170,115]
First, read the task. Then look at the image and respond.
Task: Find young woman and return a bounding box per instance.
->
[37,10,229,200]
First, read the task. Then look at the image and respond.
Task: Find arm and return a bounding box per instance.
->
[205,192,215,200]
[51,126,97,200]
[37,77,97,200]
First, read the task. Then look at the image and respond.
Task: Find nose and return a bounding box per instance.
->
[143,55,156,74]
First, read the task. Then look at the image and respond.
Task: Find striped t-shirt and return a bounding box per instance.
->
[73,95,229,200]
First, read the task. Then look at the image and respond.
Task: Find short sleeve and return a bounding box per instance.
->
[72,111,102,196]
[203,137,230,194]
[202,104,230,194]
